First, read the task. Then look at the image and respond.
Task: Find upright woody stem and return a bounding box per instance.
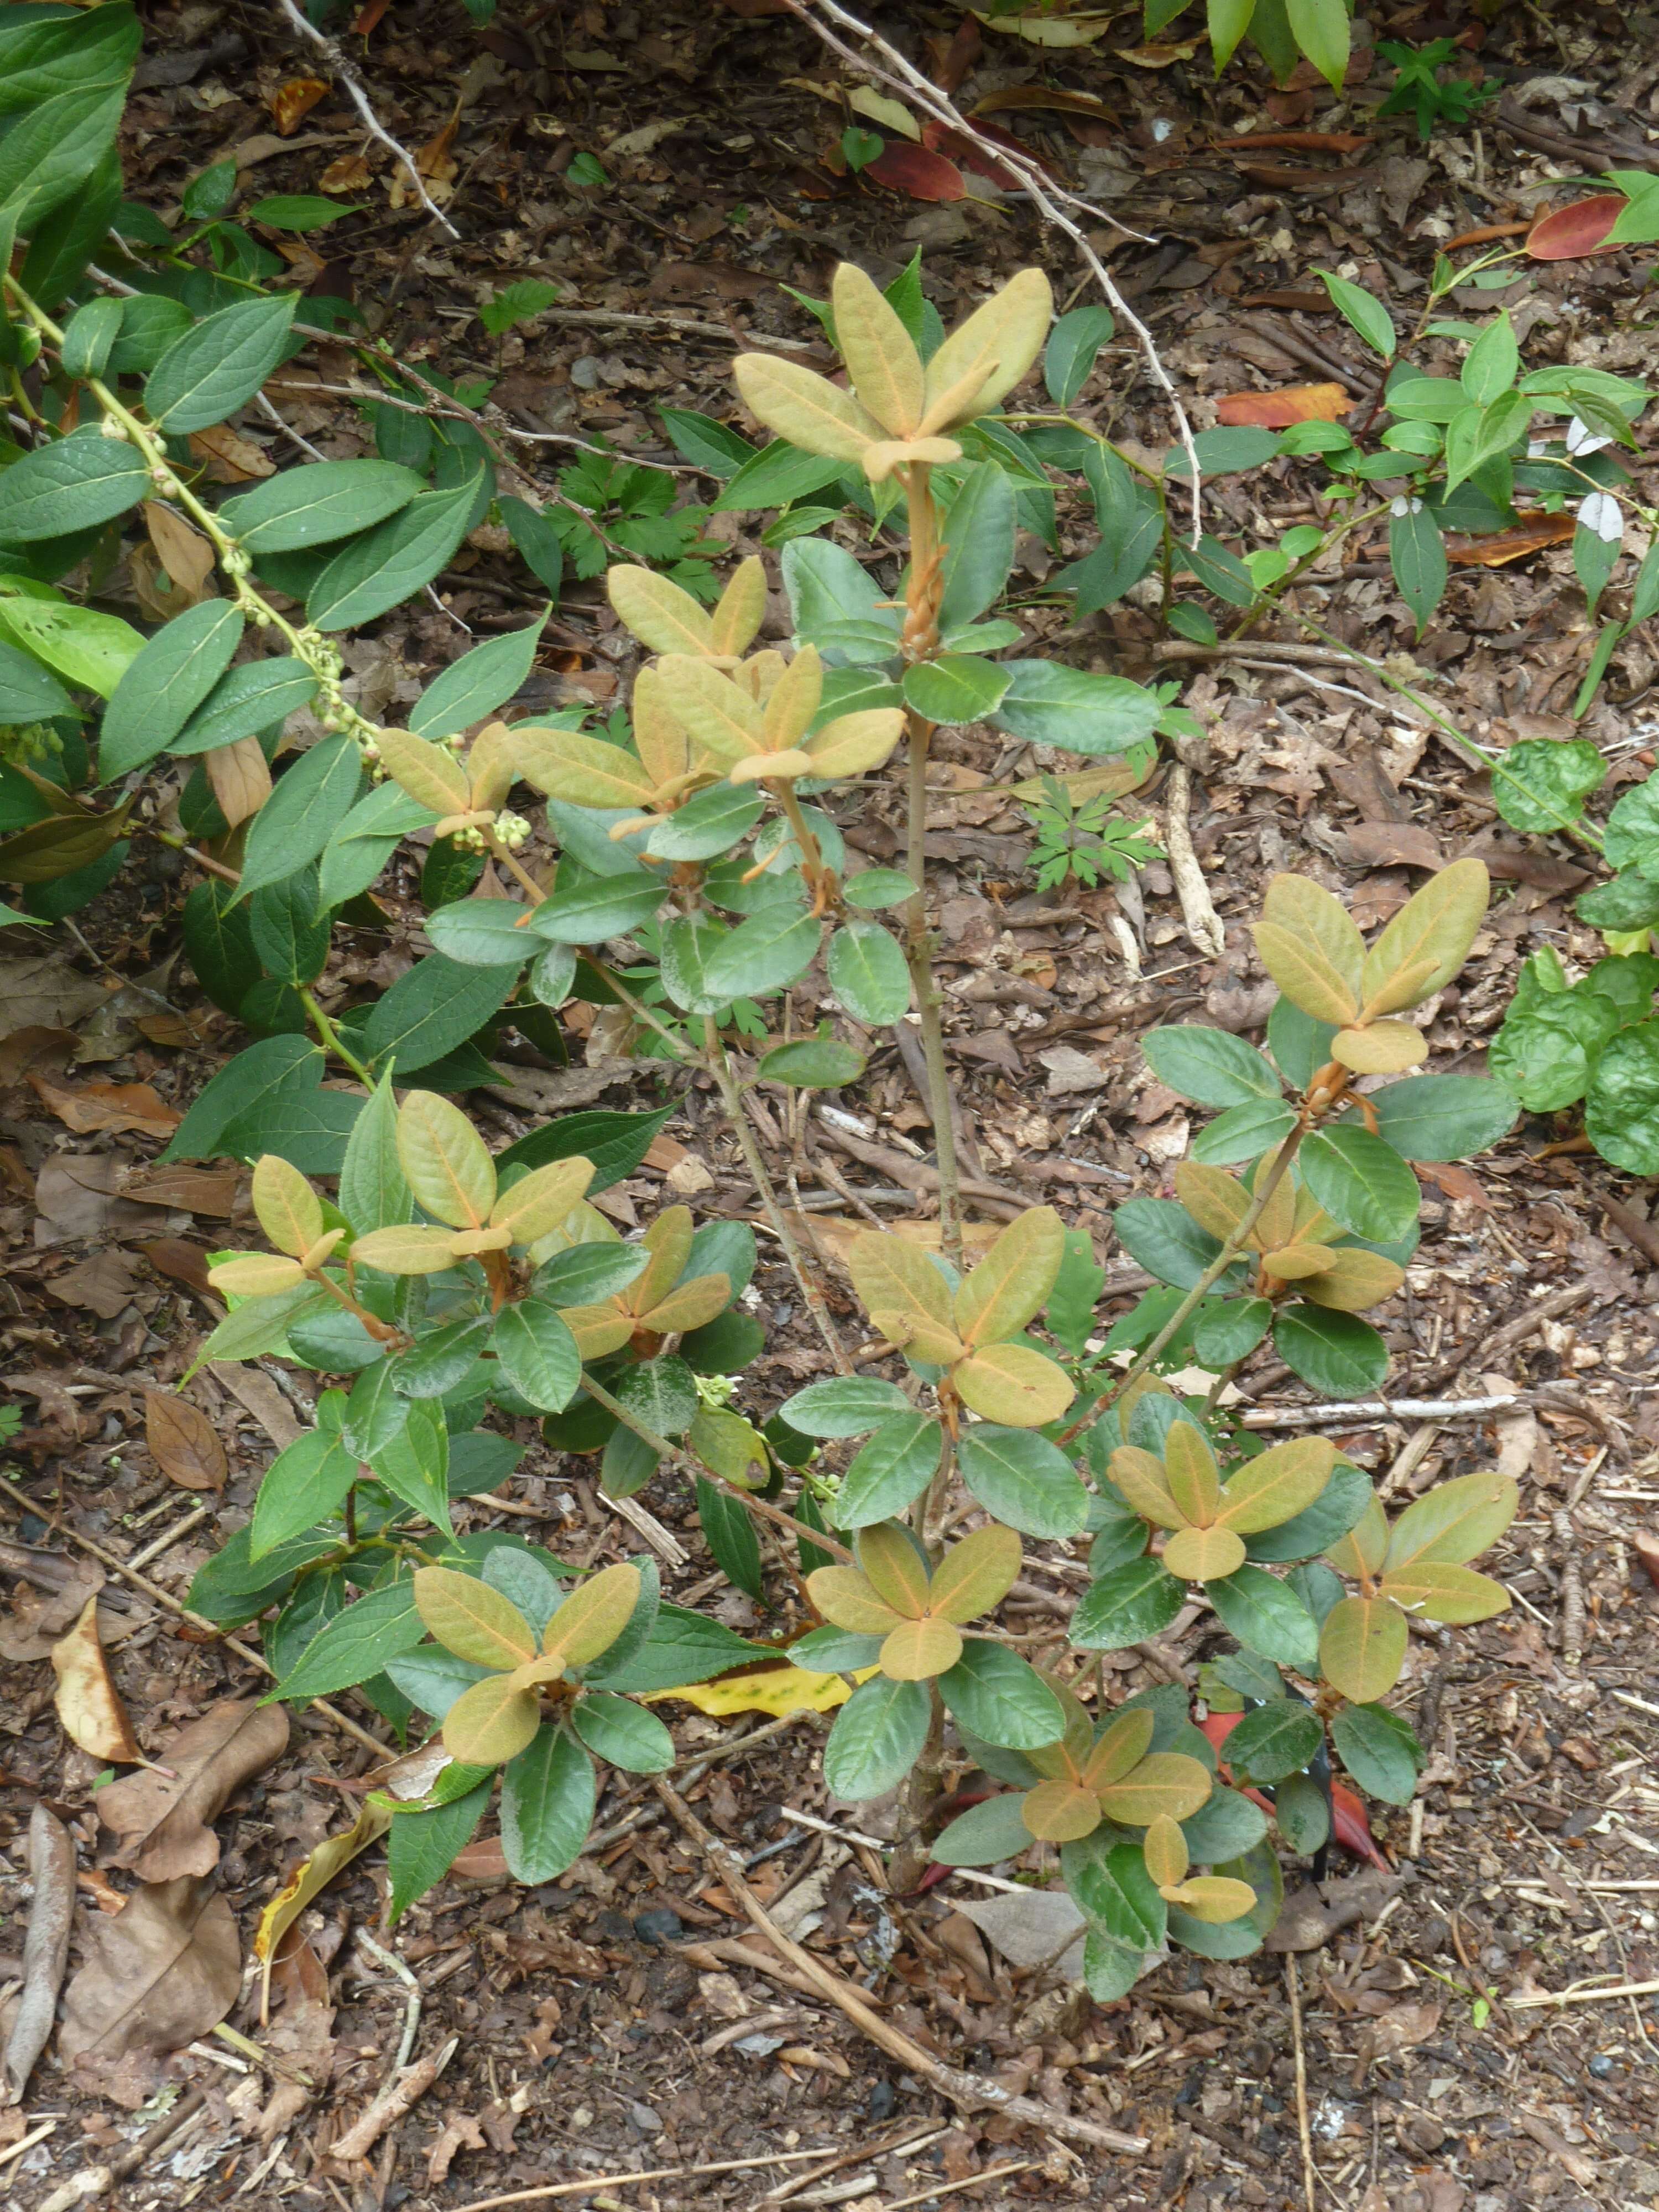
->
[898,464,963,1272]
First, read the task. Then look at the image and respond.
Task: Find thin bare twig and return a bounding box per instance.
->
[1287,1955,1319,2212]
[1238,1392,1525,1428]
[271,0,460,237]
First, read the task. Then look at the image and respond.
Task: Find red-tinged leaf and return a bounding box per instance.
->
[1215,382,1353,427]
[864,141,966,202]
[920,118,1024,189]
[1527,196,1625,260]
[1443,512,1575,565]
[930,15,983,96]
[352,0,390,31]
[1196,1712,1388,1871]
[971,84,1113,121]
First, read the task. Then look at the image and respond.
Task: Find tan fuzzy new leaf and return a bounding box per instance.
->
[863,436,966,483]
[804,708,905,779]
[927,1522,1024,1624]
[467,720,518,816]
[1143,1811,1188,1890]
[1358,957,1439,1021]
[639,1272,731,1336]
[1162,1421,1220,1527]
[736,649,786,704]
[1377,1562,1511,1625]
[607,564,714,656]
[398,1091,495,1228]
[660,656,765,764]
[731,747,814,786]
[1251,1160,1298,1254]
[451,1225,512,1256]
[953,1342,1074,1427]
[375,726,470,815]
[1383,1470,1518,1571]
[833,262,924,437]
[1096,1751,1213,1827]
[414,1566,539,1670]
[1260,1241,1339,1282]
[52,1595,141,1764]
[1325,1493,1389,1579]
[251,1155,322,1258]
[1080,1707,1155,1792]
[1215,1437,1338,1533]
[1262,873,1365,993]
[512,726,656,810]
[627,1206,695,1316]
[916,342,1000,439]
[1163,1874,1257,1924]
[855,1522,933,1619]
[1299,1248,1406,1313]
[709,557,768,659]
[953,1204,1066,1349]
[349,1224,462,1275]
[762,646,823,750]
[560,1303,637,1360]
[1318,1594,1407,1704]
[1108,1446,1186,1532]
[880,1617,963,1681]
[1331,1021,1427,1074]
[441,1676,542,1767]
[1254,917,1362,1023]
[1174,1161,1251,1243]
[632,664,695,789]
[806,1565,905,1635]
[489,1157,596,1245]
[1289,1186,1343,1245]
[208,1252,306,1297]
[922,267,1053,427]
[1360,855,1489,1010]
[733,353,882,465]
[1161,1523,1246,1583]
[847,1233,956,1343]
[1021,1778,1104,1843]
[541,1562,643,1669]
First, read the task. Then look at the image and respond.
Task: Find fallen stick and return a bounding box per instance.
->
[329,2034,458,2162]
[1508,1979,1659,2008]
[653,1777,1149,2157]
[1238,1392,1524,1427]
[448,2147,844,2212]
[1162,761,1225,961]
[3,1804,74,2104]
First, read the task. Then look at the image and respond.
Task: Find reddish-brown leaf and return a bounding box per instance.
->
[971,84,1113,121]
[1527,196,1625,260]
[99,1701,289,1879]
[863,141,966,202]
[352,0,390,32]
[145,1390,227,1493]
[919,118,1024,189]
[270,77,328,135]
[142,1240,215,1295]
[930,14,983,95]
[27,1072,181,1138]
[1215,382,1353,427]
[1634,1532,1659,1591]
[1418,1161,1492,1209]
[124,1164,242,1217]
[1213,131,1371,153]
[1444,512,1574,565]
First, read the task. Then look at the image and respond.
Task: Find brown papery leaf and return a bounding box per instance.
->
[1444,512,1574,565]
[2,1803,76,2105]
[971,84,1113,120]
[270,76,328,135]
[141,1238,215,1295]
[144,1390,227,1493]
[1216,382,1353,427]
[98,1700,290,1881]
[189,425,275,482]
[144,503,216,607]
[51,1596,142,1765]
[1527,195,1625,260]
[58,1876,241,2083]
[26,1072,181,1138]
[205,736,271,830]
[864,142,966,202]
[126,1162,242,1216]
[1213,130,1371,153]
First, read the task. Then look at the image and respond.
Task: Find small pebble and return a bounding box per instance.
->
[633,1907,684,1945]
[867,2078,897,2120]
[1589,2053,1615,2078]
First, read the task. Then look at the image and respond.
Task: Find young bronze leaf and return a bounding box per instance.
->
[51,1596,142,1765]
[632,665,698,787]
[953,1343,1073,1427]
[541,1562,643,1670]
[658,658,765,764]
[607,565,714,656]
[1079,1707,1156,1792]
[627,1206,696,1315]
[1254,874,1364,1024]
[639,1274,732,1335]
[1383,1470,1518,1570]
[709,556,767,659]
[1260,1242,1339,1282]
[467,720,518,816]
[512,727,657,809]
[732,353,882,464]
[1161,1524,1246,1582]
[1378,1561,1511,1624]
[803,708,905,779]
[1021,1777,1104,1843]
[952,1203,1066,1348]
[761,645,824,752]
[350,1224,463,1275]
[1095,1751,1213,1826]
[398,1091,496,1229]
[928,1522,1024,1623]
[1173,1162,1251,1241]
[1360,856,1489,1011]
[1108,1445,1186,1531]
[1162,1874,1257,1923]
[1299,1249,1406,1312]
[489,1157,596,1245]
[1143,1810,1190,1890]
[1324,1493,1389,1578]
[375,726,470,816]
[921,267,1053,427]
[806,1565,906,1635]
[251,1156,322,1258]
[1332,1021,1427,1074]
[208,1252,307,1297]
[847,1232,958,1350]
[441,1674,542,1766]
[560,1303,635,1360]
[1162,1422,1220,1528]
[414,1566,539,1670]
[1357,956,1438,1020]
[880,1616,964,1680]
[1214,1437,1338,1532]
[833,262,924,437]
[1318,1593,1408,1703]
[1252,1161,1298,1255]
[856,1521,934,1618]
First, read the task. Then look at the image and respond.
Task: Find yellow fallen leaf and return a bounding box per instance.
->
[255,1801,391,2010]
[51,1595,141,1764]
[643,1661,879,1720]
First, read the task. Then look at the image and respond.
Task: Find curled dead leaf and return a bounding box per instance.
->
[270,77,329,135]
[1215,382,1352,426]
[144,1389,227,1493]
[99,1699,289,1881]
[205,735,272,828]
[25,1073,181,1138]
[1443,512,1574,565]
[3,1804,75,2104]
[189,425,276,482]
[51,1595,141,1765]
[255,1802,392,2010]
[58,1875,241,2096]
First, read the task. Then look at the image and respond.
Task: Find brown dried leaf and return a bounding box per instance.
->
[98,1700,290,1880]
[319,150,373,193]
[1215,382,1353,426]
[125,1163,242,1216]
[25,1072,182,1138]
[141,1238,215,1295]
[48,1249,140,1320]
[0,1563,104,1665]
[189,425,275,482]
[58,1875,241,2090]
[1444,512,1575,565]
[144,503,217,607]
[205,736,271,829]
[270,76,329,134]
[51,1595,142,1764]
[144,1390,227,1492]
